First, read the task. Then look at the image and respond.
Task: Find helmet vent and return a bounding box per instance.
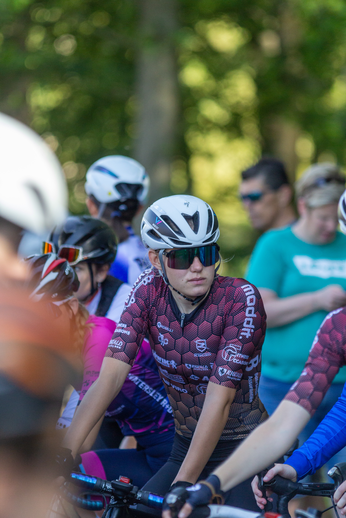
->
[206,209,213,234]
[182,212,199,234]
[116,183,143,200]
[161,215,185,237]
[147,229,162,242]
[170,238,193,246]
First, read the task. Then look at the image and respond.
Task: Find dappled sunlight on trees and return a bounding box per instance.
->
[2,0,346,275]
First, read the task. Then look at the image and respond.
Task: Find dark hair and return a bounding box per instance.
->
[241,157,290,191]
[89,194,140,223]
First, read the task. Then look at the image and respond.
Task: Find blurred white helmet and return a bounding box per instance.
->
[0,113,67,234]
[85,155,149,204]
[141,195,220,249]
[338,189,346,234]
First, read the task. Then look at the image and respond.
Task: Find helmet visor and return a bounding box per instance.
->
[164,244,219,270]
[57,245,84,266]
[42,241,56,254]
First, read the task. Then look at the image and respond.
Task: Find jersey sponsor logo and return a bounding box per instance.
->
[118,323,127,328]
[116,328,131,336]
[105,404,126,417]
[171,383,188,393]
[222,344,241,362]
[245,353,260,372]
[194,352,212,358]
[109,338,124,349]
[195,339,208,353]
[158,367,185,384]
[152,350,177,369]
[158,333,168,347]
[218,367,227,377]
[185,364,209,371]
[157,322,174,333]
[127,373,173,414]
[240,284,257,339]
[190,374,199,381]
[197,384,208,394]
[202,376,209,381]
[293,256,346,279]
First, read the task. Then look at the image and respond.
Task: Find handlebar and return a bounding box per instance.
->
[62,471,164,512]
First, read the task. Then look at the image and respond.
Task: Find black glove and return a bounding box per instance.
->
[162,482,192,517]
[55,447,75,478]
[163,476,223,517]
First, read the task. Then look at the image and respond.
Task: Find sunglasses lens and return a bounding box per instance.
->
[241,192,263,202]
[42,241,55,254]
[166,245,219,269]
[58,246,81,265]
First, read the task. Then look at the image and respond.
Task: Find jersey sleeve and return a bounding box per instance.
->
[210,281,266,388]
[246,231,284,293]
[285,382,346,479]
[79,317,116,402]
[284,307,346,415]
[105,271,153,366]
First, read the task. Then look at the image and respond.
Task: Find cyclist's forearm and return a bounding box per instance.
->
[263,292,317,328]
[213,401,310,491]
[62,358,130,456]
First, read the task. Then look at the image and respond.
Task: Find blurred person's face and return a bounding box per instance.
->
[73,262,108,301]
[239,176,282,232]
[298,201,339,244]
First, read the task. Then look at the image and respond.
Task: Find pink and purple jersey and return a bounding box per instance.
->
[105,269,267,441]
[80,315,174,441]
[285,306,346,415]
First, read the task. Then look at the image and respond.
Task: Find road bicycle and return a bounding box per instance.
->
[55,462,346,518]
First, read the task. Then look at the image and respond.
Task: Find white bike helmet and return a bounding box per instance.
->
[338,190,346,234]
[85,155,149,204]
[0,113,67,234]
[141,194,220,249]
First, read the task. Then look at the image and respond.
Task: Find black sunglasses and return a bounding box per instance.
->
[163,244,220,270]
[240,191,269,203]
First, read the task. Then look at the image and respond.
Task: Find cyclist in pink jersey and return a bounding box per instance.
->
[27,253,174,489]
[62,194,267,512]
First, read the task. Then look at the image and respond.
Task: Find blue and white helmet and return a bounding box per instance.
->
[338,190,346,234]
[141,195,220,249]
[85,155,149,204]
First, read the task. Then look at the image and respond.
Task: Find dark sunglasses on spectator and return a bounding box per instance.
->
[240,191,269,203]
[42,242,85,266]
[162,244,220,270]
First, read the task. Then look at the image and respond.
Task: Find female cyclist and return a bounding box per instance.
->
[63,194,267,511]
[27,253,175,488]
[162,188,346,518]
[85,155,151,284]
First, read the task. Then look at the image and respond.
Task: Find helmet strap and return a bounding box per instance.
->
[158,250,208,306]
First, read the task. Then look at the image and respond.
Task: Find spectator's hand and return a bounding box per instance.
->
[252,464,297,509]
[334,480,346,515]
[316,285,346,312]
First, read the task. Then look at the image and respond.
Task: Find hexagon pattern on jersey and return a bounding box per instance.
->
[106,269,268,440]
[285,306,346,415]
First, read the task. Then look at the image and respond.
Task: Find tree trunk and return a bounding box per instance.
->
[134,0,180,203]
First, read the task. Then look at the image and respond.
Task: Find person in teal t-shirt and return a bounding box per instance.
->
[247,162,346,472]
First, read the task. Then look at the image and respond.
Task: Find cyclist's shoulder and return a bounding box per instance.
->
[214,275,261,298]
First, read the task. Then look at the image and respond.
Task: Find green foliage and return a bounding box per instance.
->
[2,0,346,276]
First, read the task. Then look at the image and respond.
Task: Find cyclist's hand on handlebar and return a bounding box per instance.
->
[252,464,298,509]
[162,475,222,518]
[334,480,346,514]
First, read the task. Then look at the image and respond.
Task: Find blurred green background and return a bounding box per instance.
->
[2,0,346,276]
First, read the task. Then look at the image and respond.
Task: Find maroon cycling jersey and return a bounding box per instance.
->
[105,268,267,441]
[285,306,346,415]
